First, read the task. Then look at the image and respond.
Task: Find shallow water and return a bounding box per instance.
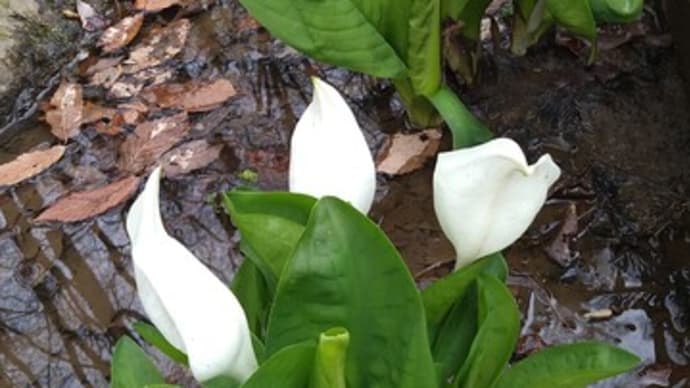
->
[0,1,689,387]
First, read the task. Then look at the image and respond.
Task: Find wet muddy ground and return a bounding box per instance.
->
[0,1,689,387]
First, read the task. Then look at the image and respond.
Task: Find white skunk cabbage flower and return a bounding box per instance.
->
[433,138,561,269]
[289,77,376,213]
[126,167,257,383]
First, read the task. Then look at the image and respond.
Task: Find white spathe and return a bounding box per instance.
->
[433,138,561,269]
[289,77,376,213]
[126,167,257,383]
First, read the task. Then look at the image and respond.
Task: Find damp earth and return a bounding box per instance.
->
[0,1,689,387]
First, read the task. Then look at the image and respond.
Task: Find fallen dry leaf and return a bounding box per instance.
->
[0,146,66,186]
[162,140,223,177]
[134,0,182,12]
[76,0,107,31]
[98,13,144,53]
[124,19,191,73]
[44,81,84,141]
[35,176,140,223]
[82,102,117,125]
[119,112,190,174]
[545,203,579,267]
[376,129,442,175]
[142,79,237,112]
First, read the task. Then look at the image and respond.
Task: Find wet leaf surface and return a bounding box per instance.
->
[124,19,191,73]
[134,0,184,12]
[34,175,140,222]
[162,140,223,177]
[43,81,83,141]
[118,112,190,174]
[142,79,237,112]
[98,13,144,53]
[0,146,66,186]
[76,0,107,31]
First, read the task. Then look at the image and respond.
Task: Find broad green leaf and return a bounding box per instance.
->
[133,322,188,365]
[223,191,316,287]
[241,342,316,388]
[546,0,597,41]
[231,258,271,337]
[494,342,641,388]
[266,197,437,387]
[111,336,165,388]
[428,85,493,148]
[454,274,520,388]
[589,0,643,23]
[203,376,240,388]
[238,0,408,79]
[422,253,507,336]
[407,0,442,95]
[431,283,478,383]
[310,327,349,388]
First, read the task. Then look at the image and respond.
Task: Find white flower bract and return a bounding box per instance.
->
[289,77,376,213]
[433,138,561,269]
[126,167,257,383]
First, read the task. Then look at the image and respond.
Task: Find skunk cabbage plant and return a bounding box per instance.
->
[433,138,561,269]
[289,77,376,214]
[126,167,257,383]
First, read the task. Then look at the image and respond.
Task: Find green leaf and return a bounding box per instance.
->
[238,0,408,79]
[589,0,643,23]
[241,341,317,388]
[311,327,349,388]
[453,274,520,388]
[231,258,272,337]
[133,322,188,366]
[546,0,597,41]
[427,85,493,148]
[511,0,554,56]
[431,283,478,383]
[265,197,437,387]
[223,191,316,288]
[111,336,165,388]
[392,78,441,127]
[422,253,507,337]
[251,332,266,363]
[144,385,180,388]
[407,0,442,95]
[494,342,641,388]
[442,0,492,41]
[203,376,240,388]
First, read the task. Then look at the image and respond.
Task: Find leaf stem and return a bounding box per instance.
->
[428,85,493,149]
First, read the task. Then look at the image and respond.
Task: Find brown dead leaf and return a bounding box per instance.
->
[134,0,182,12]
[98,13,144,53]
[109,66,175,99]
[44,82,84,141]
[162,140,223,177]
[545,203,579,267]
[124,19,191,73]
[35,176,140,223]
[0,146,66,186]
[82,55,122,75]
[82,102,117,125]
[142,79,237,112]
[76,0,107,31]
[119,112,190,174]
[376,129,442,175]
